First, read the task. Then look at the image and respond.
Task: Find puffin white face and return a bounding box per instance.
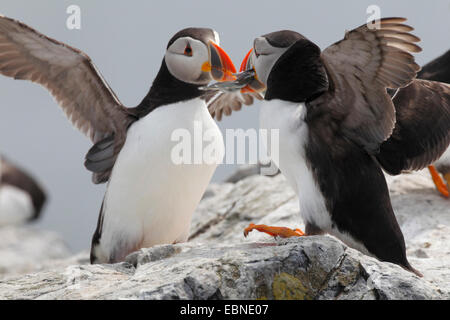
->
[165,36,211,85]
[237,31,304,94]
[251,37,289,86]
[165,30,236,85]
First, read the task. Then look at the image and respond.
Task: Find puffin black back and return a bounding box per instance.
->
[132,59,203,119]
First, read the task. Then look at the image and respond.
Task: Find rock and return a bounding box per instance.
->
[0,237,440,300]
[190,174,299,243]
[224,164,280,183]
[0,169,448,299]
[0,225,71,276]
[224,164,262,183]
[190,170,450,298]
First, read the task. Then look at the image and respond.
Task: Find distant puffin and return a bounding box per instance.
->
[0,15,258,263]
[416,50,450,197]
[0,155,46,226]
[431,148,450,196]
[209,18,450,276]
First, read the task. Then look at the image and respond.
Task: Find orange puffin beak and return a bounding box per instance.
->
[240,48,254,72]
[203,41,237,82]
[240,48,255,93]
[239,48,265,93]
[428,165,449,198]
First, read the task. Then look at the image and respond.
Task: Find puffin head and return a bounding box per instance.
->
[165,27,236,85]
[239,30,329,102]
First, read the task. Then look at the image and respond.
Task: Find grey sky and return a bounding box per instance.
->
[1,0,449,252]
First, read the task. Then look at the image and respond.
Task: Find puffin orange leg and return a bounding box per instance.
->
[428,165,449,198]
[444,172,450,190]
[243,223,305,238]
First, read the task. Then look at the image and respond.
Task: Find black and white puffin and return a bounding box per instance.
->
[0,15,258,263]
[0,155,46,226]
[209,18,450,276]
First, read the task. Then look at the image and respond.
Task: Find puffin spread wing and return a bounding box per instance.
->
[204,90,263,121]
[313,17,421,154]
[0,15,135,184]
[377,54,450,175]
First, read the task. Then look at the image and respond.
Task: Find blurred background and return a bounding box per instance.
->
[1,0,449,252]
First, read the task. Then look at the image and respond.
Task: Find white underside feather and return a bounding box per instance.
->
[94,98,224,262]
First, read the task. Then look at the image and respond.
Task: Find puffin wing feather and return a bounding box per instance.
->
[203,90,263,121]
[377,49,450,174]
[314,17,421,153]
[0,15,134,183]
[377,80,450,174]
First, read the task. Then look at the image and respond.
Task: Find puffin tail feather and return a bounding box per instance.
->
[403,262,423,278]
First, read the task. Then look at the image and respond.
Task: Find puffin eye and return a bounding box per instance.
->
[184,44,193,56]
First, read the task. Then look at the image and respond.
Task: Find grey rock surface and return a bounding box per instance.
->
[0,225,71,276]
[192,170,450,298]
[0,169,448,299]
[0,237,440,300]
[224,164,263,183]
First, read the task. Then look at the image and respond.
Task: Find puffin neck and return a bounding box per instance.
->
[133,60,203,118]
[264,39,329,103]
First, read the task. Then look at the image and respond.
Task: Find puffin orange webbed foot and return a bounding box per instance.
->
[243,223,305,239]
[444,173,450,196]
[428,165,449,198]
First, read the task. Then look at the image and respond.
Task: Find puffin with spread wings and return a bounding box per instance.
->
[209,18,450,276]
[0,15,259,263]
